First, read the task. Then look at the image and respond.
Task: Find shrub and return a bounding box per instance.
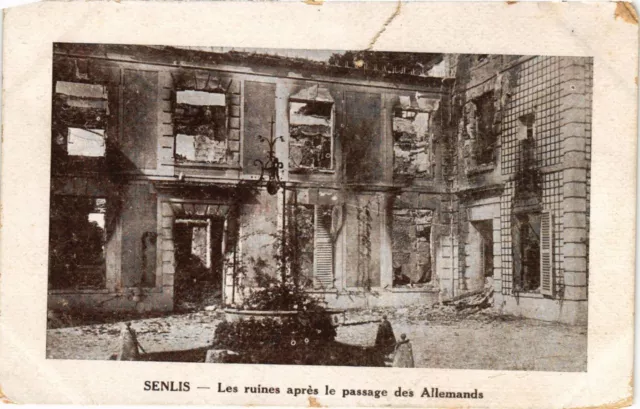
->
[237,266,324,312]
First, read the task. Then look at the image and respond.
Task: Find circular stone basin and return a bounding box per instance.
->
[223,308,346,326]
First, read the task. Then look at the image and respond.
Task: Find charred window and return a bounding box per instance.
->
[289,100,334,170]
[472,92,497,165]
[174,90,228,163]
[513,212,541,292]
[49,196,107,290]
[392,209,432,287]
[515,114,541,197]
[52,81,108,158]
[518,114,536,169]
[392,108,432,178]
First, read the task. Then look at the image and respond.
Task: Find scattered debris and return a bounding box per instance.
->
[47,308,170,330]
[442,287,493,311]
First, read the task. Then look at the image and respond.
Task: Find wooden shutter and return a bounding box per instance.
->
[314,206,334,289]
[540,211,554,296]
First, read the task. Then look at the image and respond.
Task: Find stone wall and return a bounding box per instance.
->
[499,56,566,296]
[558,57,592,302]
[449,55,591,324]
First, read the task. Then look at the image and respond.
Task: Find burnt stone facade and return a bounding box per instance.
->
[47,45,591,324]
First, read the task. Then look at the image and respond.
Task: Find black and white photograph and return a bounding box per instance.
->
[44,43,592,371]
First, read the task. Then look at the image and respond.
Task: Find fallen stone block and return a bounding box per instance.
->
[205,349,239,363]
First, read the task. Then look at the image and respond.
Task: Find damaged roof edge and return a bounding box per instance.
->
[53,43,454,90]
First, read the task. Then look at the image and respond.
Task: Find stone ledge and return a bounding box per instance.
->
[49,288,111,295]
[388,287,440,293]
[465,163,496,176]
[174,162,242,171]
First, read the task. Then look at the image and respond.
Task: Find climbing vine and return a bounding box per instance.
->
[356,199,373,290]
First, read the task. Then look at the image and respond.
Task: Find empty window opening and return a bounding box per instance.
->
[514,113,541,199]
[513,212,541,292]
[53,81,108,157]
[288,100,334,170]
[392,108,432,178]
[67,128,106,157]
[56,81,107,103]
[471,92,497,165]
[392,209,433,287]
[175,90,228,163]
[173,217,225,309]
[48,196,107,289]
[517,113,536,167]
[518,114,536,143]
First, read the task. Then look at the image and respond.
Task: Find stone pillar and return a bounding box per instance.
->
[559,57,589,301]
[457,203,469,292]
[436,195,459,298]
[105,209,123,291]
[274,82,289,180]
[381,93,395,184]
[160,202,176,308]
[379,193,394,289]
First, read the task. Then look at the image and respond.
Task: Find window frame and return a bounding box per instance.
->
[48,195,108,290]
[470,91,498,166]
[173,88,230,165]
[288,98,336,172]
[512,211,550,295]
[392,106,434,178]
[391,208,434,287]
[52,80,109,161]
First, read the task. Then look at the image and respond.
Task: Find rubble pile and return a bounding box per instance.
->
[441,287,493,313]
[340,287,496,326]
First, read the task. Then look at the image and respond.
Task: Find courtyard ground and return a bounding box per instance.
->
[46,305,587,372]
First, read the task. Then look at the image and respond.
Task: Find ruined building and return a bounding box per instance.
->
[48,45,591,324]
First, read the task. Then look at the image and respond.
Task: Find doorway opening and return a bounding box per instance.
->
[173,217,225,310]
[472,220,494,279]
